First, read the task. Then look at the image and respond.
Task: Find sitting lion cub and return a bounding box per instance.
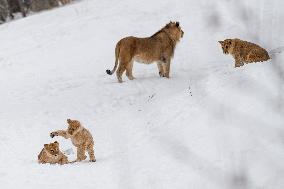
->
[38,141,69,165]
[50,119,96,162]
[219,38,270,67]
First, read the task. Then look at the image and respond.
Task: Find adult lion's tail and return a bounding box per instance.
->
[106,41,121,75]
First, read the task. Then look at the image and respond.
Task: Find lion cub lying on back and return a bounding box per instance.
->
[219,38,270,67]
[50,119,96,162]
[38,141,69,165]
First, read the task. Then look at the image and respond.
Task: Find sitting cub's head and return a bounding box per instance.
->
[67,119,81,135]
[44,141,60,157]
[219,39,233,55]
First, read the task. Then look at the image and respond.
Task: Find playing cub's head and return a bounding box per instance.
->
[164,21,184,42]
[219,39,233,55]
[44,141,60,156]
[67,119,81,135]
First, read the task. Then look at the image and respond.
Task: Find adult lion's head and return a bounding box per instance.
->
[163,21,184,42]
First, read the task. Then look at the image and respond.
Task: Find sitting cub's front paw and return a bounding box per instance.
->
[50,132,58,138]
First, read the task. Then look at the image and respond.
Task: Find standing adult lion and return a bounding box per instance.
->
[106,21,184,83]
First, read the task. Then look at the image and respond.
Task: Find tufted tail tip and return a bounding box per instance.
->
[106,70,112,75]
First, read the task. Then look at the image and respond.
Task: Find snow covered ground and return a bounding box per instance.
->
[0,0,284,188]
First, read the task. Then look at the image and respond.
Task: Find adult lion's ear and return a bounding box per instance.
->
[218,41,223,45]
[44,144,48,148]
[176,22,180,27]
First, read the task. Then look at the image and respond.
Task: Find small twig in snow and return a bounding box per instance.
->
[147,93,156,102]
[188,84,193,96]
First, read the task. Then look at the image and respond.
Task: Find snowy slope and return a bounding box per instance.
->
[0,0,284,189]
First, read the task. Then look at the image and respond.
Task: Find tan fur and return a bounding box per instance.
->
[219,38,270,67]
[106,21,184,83]
[50,119,96,162]
[59,0,71,5]
[38,141,69,165]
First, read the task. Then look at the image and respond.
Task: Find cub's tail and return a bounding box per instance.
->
[106,41,121,75]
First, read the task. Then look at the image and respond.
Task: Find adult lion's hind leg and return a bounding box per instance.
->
[126,59,135,80]
[116,56,132,83]
[116,64,126,83]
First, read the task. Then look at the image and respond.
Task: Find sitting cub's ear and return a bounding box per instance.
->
[218,41,223,45]
[54,141,58,144]
[44,144,48,148]
[176,22,180,27]
[67,119,71,123]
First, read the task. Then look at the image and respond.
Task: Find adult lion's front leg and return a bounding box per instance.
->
[157,62,165,77]
[163,58,171,78]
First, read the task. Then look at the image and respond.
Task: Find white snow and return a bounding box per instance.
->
[0,0,284,188]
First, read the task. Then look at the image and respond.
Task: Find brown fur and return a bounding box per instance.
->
[50,119,96,162]
[219,38,270,67]
[38,141,69,165]
[106,21,184,83]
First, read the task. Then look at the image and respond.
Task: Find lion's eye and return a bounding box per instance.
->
[225,45,228,48]
[51,150,54,153]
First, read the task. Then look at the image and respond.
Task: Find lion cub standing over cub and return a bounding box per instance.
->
[219,38,270,67]
[50,119,96,162]
[38,141,69,165]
